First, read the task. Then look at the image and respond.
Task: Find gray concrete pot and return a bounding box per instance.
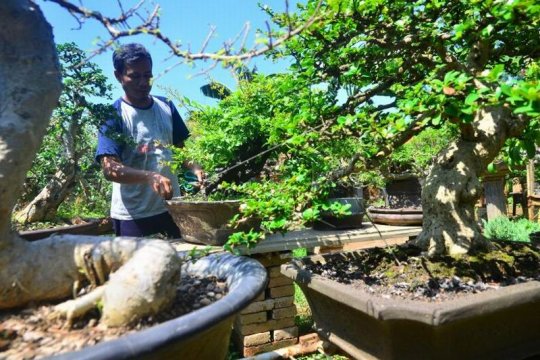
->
[54,253,267,360]
[166,199,260,245]
[281,251,540,360]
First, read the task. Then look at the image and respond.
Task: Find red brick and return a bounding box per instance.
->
[235,317,295,336]
[243,338,298,357]
[273,326,298,341]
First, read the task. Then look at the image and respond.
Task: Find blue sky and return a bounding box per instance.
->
[38,1,302,113]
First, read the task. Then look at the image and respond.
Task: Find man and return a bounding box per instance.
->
[96,43,203,238]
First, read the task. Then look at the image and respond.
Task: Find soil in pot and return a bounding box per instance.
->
[0,273,228,359]
[302,241,540,302]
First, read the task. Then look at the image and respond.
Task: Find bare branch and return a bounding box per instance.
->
[46,0,324,65]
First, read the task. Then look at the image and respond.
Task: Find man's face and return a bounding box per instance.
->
[115,58,153,103]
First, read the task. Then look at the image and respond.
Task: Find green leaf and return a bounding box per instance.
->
[465,93,480,106]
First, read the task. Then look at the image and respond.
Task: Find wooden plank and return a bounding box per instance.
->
[483,178,507,220]
[237,223,422,255]
[171,223,423,255]
[527,160,536,220]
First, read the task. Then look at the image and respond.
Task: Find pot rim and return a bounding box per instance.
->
[367,206,422,213]
[55,253,267,360]
[167,198,242,205]
[281,252,540,326]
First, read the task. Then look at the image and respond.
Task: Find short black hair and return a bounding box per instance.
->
[112,43,152,74]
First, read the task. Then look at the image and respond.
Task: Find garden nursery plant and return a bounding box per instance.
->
[175,0,540,357]
[173,0,539,256]
[1,0,539,358]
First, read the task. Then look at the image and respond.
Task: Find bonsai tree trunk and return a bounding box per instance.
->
[0,0,180,327]
[415,106,526,256]
[15,162,77,223]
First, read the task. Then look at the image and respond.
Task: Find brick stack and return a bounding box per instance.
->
[233,252,299,357]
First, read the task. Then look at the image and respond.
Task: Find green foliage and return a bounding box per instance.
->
[483,217,540,243]
[173,0,539,252]
[18,42,114,219]
[387,127,456,176]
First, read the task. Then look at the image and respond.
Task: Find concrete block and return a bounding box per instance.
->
[272,305,297,320]
[242,332,271,347]
[237,311,267,325]
[273,326,298,341]
[270,284,295,298]
[236,317,295,336]
[268,275,294,288]
[274,296,294,309]
[241,299,274,314]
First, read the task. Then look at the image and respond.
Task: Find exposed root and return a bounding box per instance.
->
[51,286,106,328]
[1,236,181,328]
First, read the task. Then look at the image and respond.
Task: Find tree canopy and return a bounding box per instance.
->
[174,0,539,254]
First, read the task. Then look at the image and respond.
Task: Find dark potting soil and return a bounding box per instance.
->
[0,274,228,360]
[304,241,540,302]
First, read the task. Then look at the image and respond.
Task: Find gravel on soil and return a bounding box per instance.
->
[0,274,228,360]
[303,241,540,302]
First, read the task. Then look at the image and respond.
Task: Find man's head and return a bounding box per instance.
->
[113,43,153,106]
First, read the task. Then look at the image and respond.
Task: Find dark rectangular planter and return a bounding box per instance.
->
[19,218,113,241]
[314,197,365,230]
[281,251,540,360]
[166,199,260,245]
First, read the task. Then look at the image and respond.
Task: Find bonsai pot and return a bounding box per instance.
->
[19,217,113,241]
[55,252,267,360]
[166,199,260,245]
[385,175,422,208]
[281,251,540,360]
[367,206,423,226]
[313,197,365,230]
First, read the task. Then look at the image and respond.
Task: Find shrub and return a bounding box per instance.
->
[483,217,540,243]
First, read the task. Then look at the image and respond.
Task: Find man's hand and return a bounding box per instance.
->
[147,173,173,200]
[193,168,206,185]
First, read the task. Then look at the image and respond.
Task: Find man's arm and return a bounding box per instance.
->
[100,155,174,200]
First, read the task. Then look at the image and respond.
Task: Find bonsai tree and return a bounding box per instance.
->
[175,0,539,257]
[14,42,113,224]
[251,0,539,256]
[0,0,321,326]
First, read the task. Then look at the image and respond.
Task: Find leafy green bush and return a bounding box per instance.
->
[483,217,540,243]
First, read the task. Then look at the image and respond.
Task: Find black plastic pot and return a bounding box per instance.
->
[53,253,267,360]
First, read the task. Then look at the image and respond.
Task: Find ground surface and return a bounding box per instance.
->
[304,241,540,302]
[0,274,227,359]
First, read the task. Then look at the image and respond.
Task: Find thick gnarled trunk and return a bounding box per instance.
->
[0,1,181,327]
[0,0,62,244]
[416,107,526,256]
